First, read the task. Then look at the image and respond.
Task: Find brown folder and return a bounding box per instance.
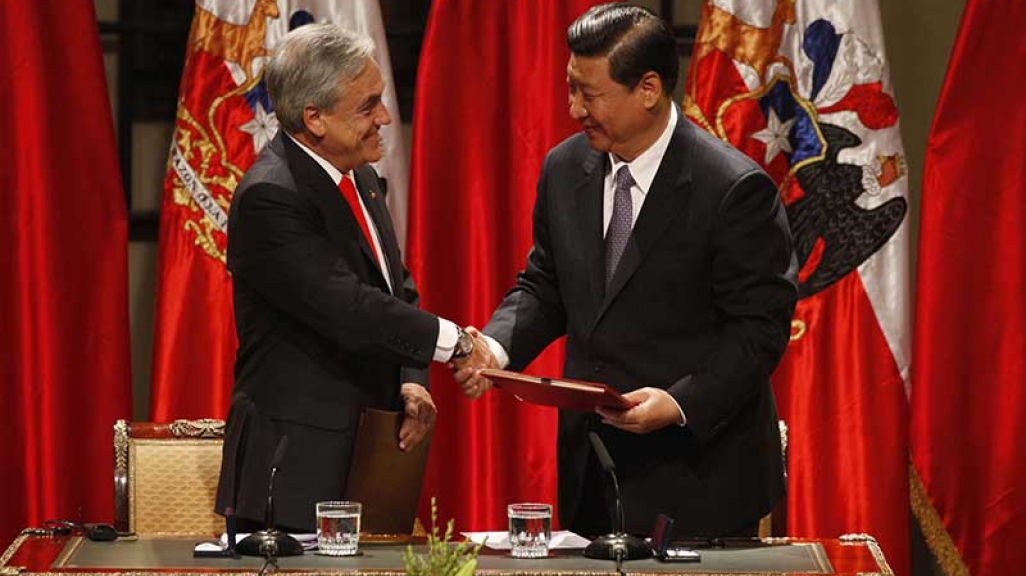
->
[480,368,638,411]
[342,408,431,537]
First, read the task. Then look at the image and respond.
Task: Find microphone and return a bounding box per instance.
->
[588,432,626,533]
[237,436,305,557]
[583,431,651,562]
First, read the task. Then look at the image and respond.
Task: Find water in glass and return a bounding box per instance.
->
[316,501,360,556]
[508,503,551,558]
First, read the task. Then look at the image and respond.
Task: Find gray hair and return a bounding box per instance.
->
[264,23,375,134]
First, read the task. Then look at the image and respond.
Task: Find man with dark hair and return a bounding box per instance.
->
[214,23,493,532]
[459,3,798,537]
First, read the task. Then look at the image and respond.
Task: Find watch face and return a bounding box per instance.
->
[456,329,474,358]
[460,333,473,354]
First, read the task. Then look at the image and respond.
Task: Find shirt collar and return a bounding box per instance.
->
[286,132,354,186]
[608,105,678,195]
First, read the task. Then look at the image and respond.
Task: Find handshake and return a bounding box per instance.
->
[448,326,499,399]
[399,326,497,451]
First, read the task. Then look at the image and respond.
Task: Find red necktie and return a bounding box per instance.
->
[338,175,384,266]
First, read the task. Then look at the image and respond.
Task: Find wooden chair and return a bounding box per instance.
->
[113,419,226,536]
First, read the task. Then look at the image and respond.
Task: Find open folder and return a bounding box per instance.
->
[479,368,637,412]
[342,408,431,538]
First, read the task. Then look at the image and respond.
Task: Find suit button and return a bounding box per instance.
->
[594,363,604,373]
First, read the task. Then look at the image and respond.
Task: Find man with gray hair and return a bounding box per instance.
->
[214,23,494,532]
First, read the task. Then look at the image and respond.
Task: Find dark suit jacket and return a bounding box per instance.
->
[214,132,438,531]
[484,113,798,537]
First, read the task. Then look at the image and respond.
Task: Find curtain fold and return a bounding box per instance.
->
[911,1,1026,574]
[408,0,600,531]
[0,0,132,545]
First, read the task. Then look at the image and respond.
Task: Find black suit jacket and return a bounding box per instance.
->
[484,113,798,537]
[214,132,438,530]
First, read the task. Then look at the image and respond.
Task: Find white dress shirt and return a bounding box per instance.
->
[603,105,678,233]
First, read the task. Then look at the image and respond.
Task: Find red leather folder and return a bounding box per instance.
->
[479,368,637,412]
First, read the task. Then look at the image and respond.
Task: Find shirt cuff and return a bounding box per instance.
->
[480,334,510,369]
[669,395,687,427]
[433,318,459,363]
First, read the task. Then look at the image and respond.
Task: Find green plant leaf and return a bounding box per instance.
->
[401,497,482,576]
[454,558,477,576]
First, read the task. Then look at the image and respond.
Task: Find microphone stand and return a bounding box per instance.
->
[258,548,280,576]
[583,432,651,561]
[238,437,304,557]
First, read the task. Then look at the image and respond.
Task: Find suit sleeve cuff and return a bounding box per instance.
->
[401,366,429,387]
[667,375,695,430]
[670,395,687,427]
[480,334,510,369]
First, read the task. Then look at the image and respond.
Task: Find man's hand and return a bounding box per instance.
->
[398,383,437,451]
[449,326,498,399]
[595,387,684,434]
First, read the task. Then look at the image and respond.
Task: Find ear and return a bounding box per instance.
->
[302,105,327,138]
[637,71,664,109]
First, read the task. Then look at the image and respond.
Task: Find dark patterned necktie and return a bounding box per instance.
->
[605,165,635,285]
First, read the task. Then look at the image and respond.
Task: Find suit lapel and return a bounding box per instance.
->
[281,135,391,292]
[569,150,608,324]
[354,167,402,294]
[593,115,696,328]
[346,170,386,284]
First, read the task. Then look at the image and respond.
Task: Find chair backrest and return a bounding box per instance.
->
[113,419,225,536]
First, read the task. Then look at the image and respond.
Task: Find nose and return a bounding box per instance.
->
[569,93,588,121]
[375,102,392,127]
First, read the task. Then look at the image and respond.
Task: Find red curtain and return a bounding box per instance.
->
[685,1,911,572]
[408,0,599,531]
[0,1,132,545]
[911,1,1026,574]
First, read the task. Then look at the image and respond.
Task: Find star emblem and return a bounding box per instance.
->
[239,101,278,154]
[751,108,796,164]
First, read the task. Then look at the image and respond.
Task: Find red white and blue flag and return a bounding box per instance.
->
[686,0,910,572]
[152,0,409,421]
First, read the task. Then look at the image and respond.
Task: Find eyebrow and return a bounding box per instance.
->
[567,69,591,86]
[359,94,382,110]
[568,76,594,91]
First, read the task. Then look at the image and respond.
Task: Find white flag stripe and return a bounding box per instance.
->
[787,0,911,390]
